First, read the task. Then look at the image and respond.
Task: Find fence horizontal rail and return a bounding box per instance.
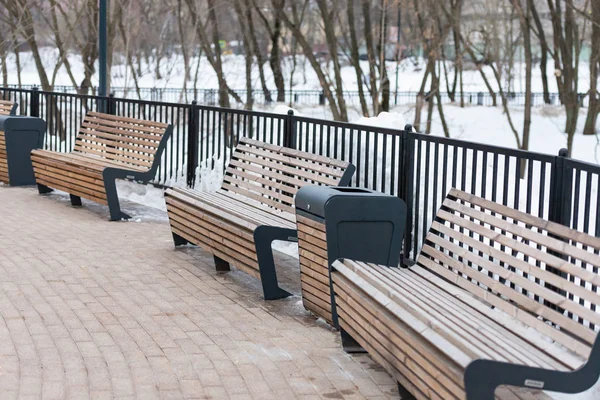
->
[2,84,587,108]
[1,86,599,261]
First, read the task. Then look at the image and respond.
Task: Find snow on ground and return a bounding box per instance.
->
[1,48,592,94]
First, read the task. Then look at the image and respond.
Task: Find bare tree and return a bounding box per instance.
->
[584,0,599,135]
[254,0,286,102]
[546,0,589,155]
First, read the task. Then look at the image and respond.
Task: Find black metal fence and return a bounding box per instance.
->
[3,84,586,108]
[2,86,599,262]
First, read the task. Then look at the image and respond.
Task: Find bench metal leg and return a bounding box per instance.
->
[214,256,231,272]
[102,172,130,221]
[340,329,366,353]
[464,340,600,400]
[37,183,52,194]
[70,194,82,207]
[172,232,190,247]
[254,225,297,300]
[396,383,417,400]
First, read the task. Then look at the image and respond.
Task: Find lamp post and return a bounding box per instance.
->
[99,0,108,98]
[394,1,401,105]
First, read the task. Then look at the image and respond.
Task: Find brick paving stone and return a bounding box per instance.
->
[0,187,399,399]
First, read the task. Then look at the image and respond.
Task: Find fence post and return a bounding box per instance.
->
[400,123,415,266]
[107,93,116,115]
[187,100,199,188]
[549,148,572,227]
[546,148,571,309]
[319,91,325,106]
[30,86,40,118]
[283,109,297,149]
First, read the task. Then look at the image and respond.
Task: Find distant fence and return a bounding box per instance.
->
[2,86,599,262]
[2,84,585,108]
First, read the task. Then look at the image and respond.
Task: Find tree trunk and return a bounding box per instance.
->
[207,0,231,109]
[49,0,79,88]
[277,1,342,120]
[16,4,51,90]
[11,30,22,87]
[270,0,286,103]
[362,0,380,115]
[347,0,369,116]
[413,55,434,132]
[584,0,599,135]
[316,0,348,121]
[233,0,254,109]
[529,1,551,104]
[378,0,390,112]
[1,48,7,87]
[426,70,436,134]
[245,0,272,103]
[520,0,533,176]
[185,0,242,106]
[178,0,191,83]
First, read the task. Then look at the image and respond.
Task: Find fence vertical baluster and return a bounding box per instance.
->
[187,101,199,188]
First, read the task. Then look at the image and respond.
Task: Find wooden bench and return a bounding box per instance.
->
[331,188,600,400]
[31,112,172,220]
[0,100,18,182]
[165,137,355,300]
[0,100,17,116]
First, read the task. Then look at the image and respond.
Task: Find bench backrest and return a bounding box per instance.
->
[0,100,16,116]
[222,138,355,214]
[74,111,172,172]
[418,188,600,358]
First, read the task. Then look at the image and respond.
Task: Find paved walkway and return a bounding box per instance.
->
[0,187,397,400]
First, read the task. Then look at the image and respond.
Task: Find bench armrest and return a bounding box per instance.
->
[464,334,600,399]
[148,124,173,177]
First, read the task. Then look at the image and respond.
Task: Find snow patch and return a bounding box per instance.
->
[272,104,301,116]
[353,111,407,130]
[116,180,166,212]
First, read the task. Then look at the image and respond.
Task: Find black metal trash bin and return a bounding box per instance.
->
[295,186,406,325]
[0,115,46,186]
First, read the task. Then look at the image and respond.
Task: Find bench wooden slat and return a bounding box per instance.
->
[451,188,600,251]
[78,128,159,152]
[216,190,295,223]
[443,197,600,283]
[87,111,169,129]
[336,260,475,367]
[172,189,295,230]
[230,151,340,186]
[410,265,587,370]
[427,221,600,329]
[381,264,570,371]
[236,142,346,178]
[396,268,568,371]
[79,125,161,148]
[221,182,295,214]
[223,174,297,210]
[227,158,315,190]
[240,137,351,169]
[0,100,15,116]
[433,209,600,342]
[166,189,258,232]
[347,260,561,368]
[81,120,164,143]
[333,271,465,398]
[430,219,600,317]
[74,140,156,163]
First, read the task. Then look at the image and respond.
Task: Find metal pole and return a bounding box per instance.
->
[394,1,401,105]
[98,0,108,98]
